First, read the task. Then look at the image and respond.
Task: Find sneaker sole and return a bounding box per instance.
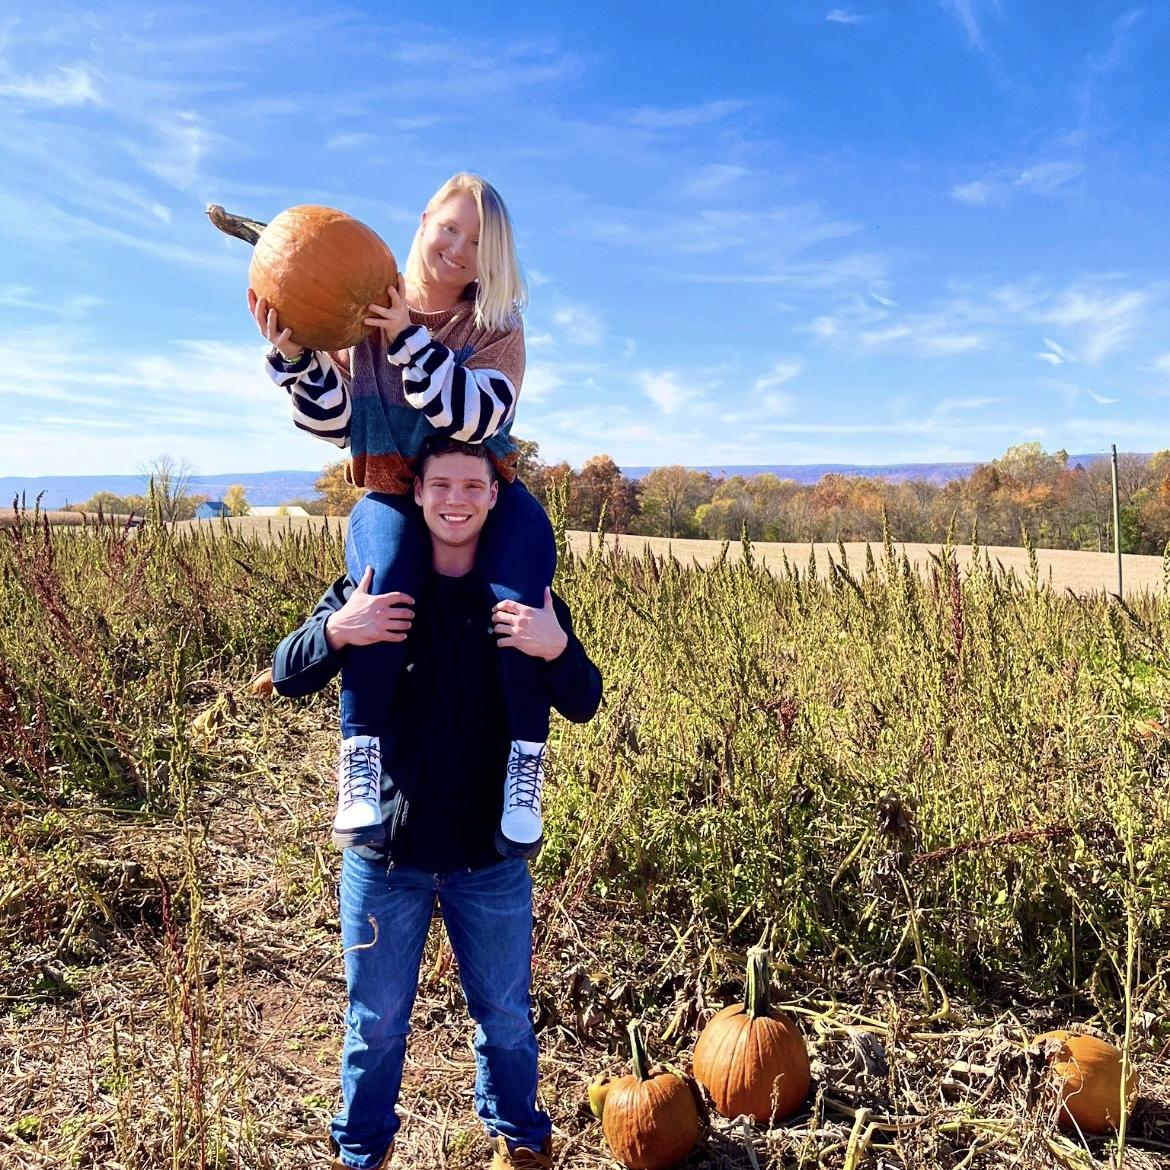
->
[494,827,544,861]
[332,823,387,850]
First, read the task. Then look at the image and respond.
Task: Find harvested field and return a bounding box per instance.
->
[176,515,1167,596]
[3,512,1168,1168]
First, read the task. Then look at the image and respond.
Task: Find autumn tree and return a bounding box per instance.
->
[315,459,365,515]
[632,466,715,537]
[222,484,250,516]
[570,455,640,532]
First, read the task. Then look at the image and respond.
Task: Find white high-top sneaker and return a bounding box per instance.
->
[496,740,545,860]
[333,734,385,850]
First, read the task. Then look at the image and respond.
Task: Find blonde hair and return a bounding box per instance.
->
[404,173,527,332]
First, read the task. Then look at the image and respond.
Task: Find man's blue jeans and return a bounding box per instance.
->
[331,852,551,1167]
[341,480,556,743]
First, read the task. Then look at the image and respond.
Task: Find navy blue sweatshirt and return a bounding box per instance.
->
[272,572,602,872]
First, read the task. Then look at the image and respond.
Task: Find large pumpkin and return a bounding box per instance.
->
[601,1022,704,1170]
[692,947,811,1122]
[1035,1031,1138,1134]
[209,203,398,352]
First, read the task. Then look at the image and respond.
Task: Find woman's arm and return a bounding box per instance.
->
[265,348,352,448]
[386,321,522,443]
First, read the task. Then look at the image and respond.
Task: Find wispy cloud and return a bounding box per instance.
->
[951,179,995,206]
[0,63,101,106]
[551,304,605,346]
[941,0,998,52]
[1040,288,1146,364]
[826,8,868,24]
[638,370,709,414]
[627,100,747,129]
[1014,160,1083,194]
[680,164,751,199]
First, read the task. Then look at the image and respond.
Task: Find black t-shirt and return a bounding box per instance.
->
[377,572,510,872]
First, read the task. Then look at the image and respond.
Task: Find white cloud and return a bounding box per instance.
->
[1040,288,1146,364]
[951,180,994,206]
[627,100,746,129]
[754,361,802,392]
[638,370,707,414]
[521,362,564,404]
[1014,161,1082,194]
[0,63,101,106]
[1154,353,1170,375]
[681,164,750,199]
[1035,352,1063,366]
[826,8,867,24]
[551,305,604,346]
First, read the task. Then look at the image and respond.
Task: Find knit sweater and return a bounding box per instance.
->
[267,284,524,495]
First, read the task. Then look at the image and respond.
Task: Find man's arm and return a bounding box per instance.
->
[272,569,415,699]
[492,588,602,723]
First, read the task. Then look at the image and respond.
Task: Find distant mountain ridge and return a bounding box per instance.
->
[1,453,1124,512]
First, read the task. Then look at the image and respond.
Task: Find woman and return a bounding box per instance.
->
[250,173,553,860]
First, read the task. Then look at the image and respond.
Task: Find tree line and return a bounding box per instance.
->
[71,443,1170,554]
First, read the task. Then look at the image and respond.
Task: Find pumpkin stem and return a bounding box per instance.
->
[206,204,268,246]
[628,1020,651,1082]
[744,946,772,1018]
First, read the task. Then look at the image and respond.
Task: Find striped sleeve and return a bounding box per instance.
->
[265,349,351,449]
[386,325,517,443]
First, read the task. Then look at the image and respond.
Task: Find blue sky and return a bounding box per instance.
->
[2,1,1168,477]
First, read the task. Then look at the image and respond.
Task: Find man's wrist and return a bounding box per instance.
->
[324,613,347,653]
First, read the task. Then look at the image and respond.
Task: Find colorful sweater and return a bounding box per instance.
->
[266,284,524,495]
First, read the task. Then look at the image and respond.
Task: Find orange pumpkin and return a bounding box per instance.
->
[246,205,398,351]
[601,1022,704,1170]
[1035,1030,1138,1134]
[692,947,810,1122]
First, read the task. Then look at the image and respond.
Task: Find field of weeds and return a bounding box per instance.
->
[1,507,1169,1169]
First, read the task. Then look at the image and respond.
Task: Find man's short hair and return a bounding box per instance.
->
[415,436,497,481]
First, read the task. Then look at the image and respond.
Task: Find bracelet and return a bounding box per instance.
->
[276,348,306,368]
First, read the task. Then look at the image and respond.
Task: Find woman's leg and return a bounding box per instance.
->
[341,492,431,737]
[334,492,430,850]
[476,481,556,859]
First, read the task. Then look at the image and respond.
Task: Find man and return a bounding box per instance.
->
[272,437,602,1170]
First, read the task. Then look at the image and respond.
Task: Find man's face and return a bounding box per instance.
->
[413,452,498,548]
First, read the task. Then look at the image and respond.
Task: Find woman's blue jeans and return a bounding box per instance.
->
[341,480,556,742]
[331,852,550,1167]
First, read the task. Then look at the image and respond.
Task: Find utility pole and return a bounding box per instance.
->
[1111,444,1123,596]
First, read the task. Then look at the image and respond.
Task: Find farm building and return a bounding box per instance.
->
[195,501,231,519]
[248,505,310,517]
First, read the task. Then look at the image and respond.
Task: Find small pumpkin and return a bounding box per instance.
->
[587,1073,613,1120]
[208,203,398,351]
[1035,1030,1138,1134]
[248,667,274,697]
[692,946,811,1122]
[601,1021,704,1170]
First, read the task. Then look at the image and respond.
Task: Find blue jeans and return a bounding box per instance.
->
[341,480,556,742]
[331,852,550,1167]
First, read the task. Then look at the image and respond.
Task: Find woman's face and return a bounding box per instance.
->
[418,192,480,291]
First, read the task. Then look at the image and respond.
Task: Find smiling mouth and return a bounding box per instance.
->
[440,513,471,523]
[439,254,462,270]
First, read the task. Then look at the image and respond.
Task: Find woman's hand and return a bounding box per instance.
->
[364,273,412,344]
[492,588,568,661]
[247,287,305,361]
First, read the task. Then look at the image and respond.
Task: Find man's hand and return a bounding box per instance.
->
[325,567,415,651]
[492,588,568,661]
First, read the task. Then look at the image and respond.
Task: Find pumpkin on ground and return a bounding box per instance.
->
[600,1021,705,1170]
[692,946,811,1123]
[208,203,398,352]
[587,1073,613,1120]
[1035,1030,1138,1134]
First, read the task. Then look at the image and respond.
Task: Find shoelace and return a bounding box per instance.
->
[340,745,380,808]
[505,750,543,814]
